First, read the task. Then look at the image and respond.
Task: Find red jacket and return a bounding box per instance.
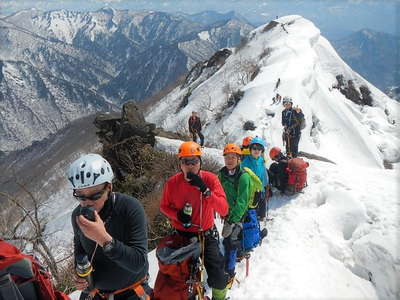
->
[161,170,228,232]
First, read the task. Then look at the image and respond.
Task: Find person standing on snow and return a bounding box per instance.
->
[241,137,269,221]
[282,97,304,158]
[160,141,229,300]
[218,144,251,288]
[68,154,150,300]
[188,111,204,147]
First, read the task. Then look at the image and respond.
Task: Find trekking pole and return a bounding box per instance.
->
[266,185,272,222]
[286,132,292,158]
[245,254,250,277]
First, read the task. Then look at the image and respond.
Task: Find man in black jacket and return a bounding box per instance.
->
[68,153,150,300]
[281,97,304,158]
[188,111,204,146]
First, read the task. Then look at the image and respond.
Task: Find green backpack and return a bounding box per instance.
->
[238,167,263,209]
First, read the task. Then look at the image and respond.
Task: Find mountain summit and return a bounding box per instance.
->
[146,15,399,168]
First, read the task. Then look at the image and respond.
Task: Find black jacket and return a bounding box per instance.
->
[268,153,289,192]
[282,109,304,136]
[72,192,149,291]
[188,116,202,133]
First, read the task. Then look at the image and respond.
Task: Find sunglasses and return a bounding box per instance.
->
[180,157,200,165]
[250,145,264,151]
[73,186,108,202]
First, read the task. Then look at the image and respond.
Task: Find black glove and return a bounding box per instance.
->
[187,172,210,196]
[177,208,192,228]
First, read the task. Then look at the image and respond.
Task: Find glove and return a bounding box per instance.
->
[177,208,192,228]
[231,223,242,241]
[222,222,233,238]
[187,172,210,196]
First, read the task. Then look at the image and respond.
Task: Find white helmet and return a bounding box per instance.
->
[282,96,293,105]
[68,154,114,189]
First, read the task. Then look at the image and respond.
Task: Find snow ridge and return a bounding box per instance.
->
[146,15,400,169]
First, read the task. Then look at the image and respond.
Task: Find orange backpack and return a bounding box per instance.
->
[152,234,201,300]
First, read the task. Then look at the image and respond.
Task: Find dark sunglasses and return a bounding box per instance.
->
[73,186,108,202]
[250,145,264,151]
[180,157,200,165]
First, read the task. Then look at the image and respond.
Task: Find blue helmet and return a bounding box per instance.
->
[249,136,266,148]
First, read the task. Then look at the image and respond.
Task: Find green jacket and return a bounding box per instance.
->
[218,166,251,223]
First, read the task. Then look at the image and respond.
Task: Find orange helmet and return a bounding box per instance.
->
[178,141,202,158]
[269,146,282,160]
[242,136,253,147]
[223,144,242,156]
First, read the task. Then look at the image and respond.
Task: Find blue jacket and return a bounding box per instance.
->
[241,155,269,190]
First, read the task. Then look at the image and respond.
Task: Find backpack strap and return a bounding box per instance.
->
[0,274,25,300]
[233,168,246,201]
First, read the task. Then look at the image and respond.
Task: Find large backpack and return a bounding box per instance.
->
[0,240,70,300]
[152,234,201,300]
[241,209,261,252]
[297,112,306,130]
[286,158,309,194]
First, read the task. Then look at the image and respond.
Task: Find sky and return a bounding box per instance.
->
[0,0,398,39]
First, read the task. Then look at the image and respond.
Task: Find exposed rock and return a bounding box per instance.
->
[94,101,157,181]
[263,21,279,32]
[182,48,232,89]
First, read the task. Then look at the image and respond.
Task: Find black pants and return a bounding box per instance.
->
[191,131,204,146]
[269,162,288,192]
[177,229,227,290]
[256,191,266,219]
[285,134,300,158]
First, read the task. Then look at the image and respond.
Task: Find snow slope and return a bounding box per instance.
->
[146,15,400,169]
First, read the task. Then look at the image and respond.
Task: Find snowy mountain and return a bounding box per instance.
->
[1,8,253,151]
[146,16,400,169]
[179,10,250,26]
[0,19,115,152]
[333,29,399,93]
[4,8,253,101]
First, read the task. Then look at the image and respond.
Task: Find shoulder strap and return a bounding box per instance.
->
[233,168,247,202]
[0,274,25,300]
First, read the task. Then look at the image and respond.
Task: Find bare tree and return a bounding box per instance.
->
[0,182,69,284]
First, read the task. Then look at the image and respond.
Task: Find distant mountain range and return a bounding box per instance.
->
[0,8,253,152]
[178,10,251,26]
[333,29,398,96]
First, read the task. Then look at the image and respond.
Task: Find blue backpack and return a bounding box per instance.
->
[242,209,261,251]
